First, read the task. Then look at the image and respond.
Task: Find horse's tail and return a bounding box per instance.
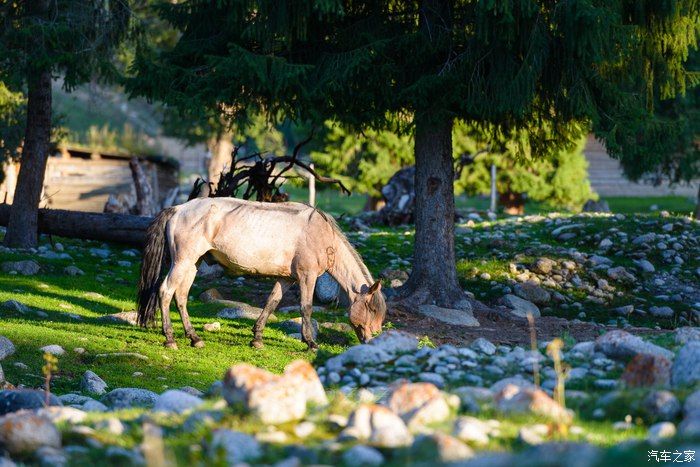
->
[137,207,177,327]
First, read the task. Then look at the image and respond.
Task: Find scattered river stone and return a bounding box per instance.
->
[340,404,413,447]
[0,390,62,415]
[494,384,572,422]
[63,265,84,276]
[2,300,29,314]
[417,304,479,326]
[81,370,108,395]
[217,302,265,320]
[0,337,15,361]
[154,389,204,414]
[1,260,40,276]
[453,416,491,445]
[102,388,158,409]
[411,433,473,463]
[208,429,261,464]
[595,330,674,361]
[470,337,496,355]
[499,295,540,318]
[675,327,700,345]
[513,283,551,305]
[369,330,418,354]
[620,354,671,388]
[40,345,65,356]
[0,412,60,455]
[643,391,680,421]
[100,311,138,326]
[342,445,384,466]
[647,422,676,444]
[387,382,452,430]
[315,272,341,303]
[671,342,700,387]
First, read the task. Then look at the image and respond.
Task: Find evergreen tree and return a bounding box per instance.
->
[129,0,699,309]
[0,0,130,247]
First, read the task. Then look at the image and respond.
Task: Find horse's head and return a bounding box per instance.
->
[349,280,386,343]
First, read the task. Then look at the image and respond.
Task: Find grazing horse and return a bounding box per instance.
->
[137,197,386,350]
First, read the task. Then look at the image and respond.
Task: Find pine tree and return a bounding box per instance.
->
[0,0,130,247]
[128,0,699,309]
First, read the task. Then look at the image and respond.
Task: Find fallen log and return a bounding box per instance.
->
[0,204,153,247]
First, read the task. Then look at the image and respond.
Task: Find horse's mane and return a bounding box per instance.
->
[312,209,373,285]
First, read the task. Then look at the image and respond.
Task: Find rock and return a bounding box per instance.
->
[620,354,672,388]
[494,384,572,422]
[633,233,656,245]
[594,330,673,361]
[36,406,87,424]
[279,318,319,340]
[647,422,676,443]
[490,376,536,395]
[369,330,419,354]
[315,272,341,303]
[80,371,108,396]
[517,442,601,467]
[208,429,261,464]
[325,345,393,373]
[411,433,473,463]
[532,258,555,275]
[183,410,223,432]
[649,306,674,319]
[0,338,15,361]
[551,224,583,237]
[386,382,451,430]
[684,389,700,416]
[222,360,326,424]
[675,327,700,345]
[417,304,479,326]
[0,412,60,454]
[63,266,84,276]
[102,388,158,409]
[216,302,265,320]
[198,262,224,279]
[203,322,221,332]
[470,338,497,355]
[0,390,62,415]
[100,311,138,326]
[342,445,385,467]
[499,295,541,318]
[40,345,65,356]
[1,260,40,275]
[518,424,549,445]
[606,266,636,282]
[672,342,700,387]
[293,421,315,439]
[199,288,223,303]
[634,260,655,273]
[418,372,446,388]
[613,305,634,317]
[1,300,29,314]
[514,283,551,305]
[570,341,595,357]
[154,390,203,414]
[582,200,610,212]
[89,248,111,258]
[643,391,681,421]
[340,404,413,447]
[35,446,67,466]
[679,412,700,438]
[453,416,491,445]
[95,418,126,436]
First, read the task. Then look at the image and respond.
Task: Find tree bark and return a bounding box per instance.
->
[4,69,52,248]
[0,204,151,246]
[129,157,156,216]
[207,131,234,185]
[396,114,468,308]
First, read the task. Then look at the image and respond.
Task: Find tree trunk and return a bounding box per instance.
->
[397,114,468,308]
[0,204,151,246]
[129,157,156,216]
[4,69,52,248]
[207,131,234,185]
[695,184,700,220]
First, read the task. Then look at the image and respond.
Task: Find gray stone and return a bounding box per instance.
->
[606,266,636,282]
[2,300,29,314]
[470,338,496,355]
[325,345,393,372]
[340,404,413,447]
[595,330,674,361]
[35,446,67,466]
[217,302,264,320]
[80,371,108,396]
[683,389,700,416]
[279,318,319,340]
[102,388,158,409]
[532,258,555,275]
[342,445,384,467]
[649,306,674,319]
[417,304,479,326]
[0,412,60,455]
[203,322,221,332]
[0,390,62,415]
[679,412,700,438]
[369,330,419,354]
[40,345,65,356]
[453,416,491,445]
[36,406,87,424]
[89,248,111,258]
[100,311,138,326]
[634,260,655,273]
[643,391,681,421]
[518,424,549,445]
[411,433,473,463]
[513,283,551,305]
[315,272,341,303]
[672,342,700,387]
[647,422,676,444]
[208,429,261,464]
[0,337,15,361]
[675,327,700,345]
[63,266,84,276]
[1,260,40,276]
[499,295,540,318]
[154,389,204,414]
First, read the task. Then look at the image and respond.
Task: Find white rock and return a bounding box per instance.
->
[154,390,204,414]
[208,430,261,464]
[40,345,65,356]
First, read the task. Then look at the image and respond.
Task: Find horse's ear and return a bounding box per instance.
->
[368,280,381,295]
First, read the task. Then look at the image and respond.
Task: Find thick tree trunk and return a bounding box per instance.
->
[129,157,156,216]
[397,114,468,308]
[0,204,151,246]
[207,131,234,185]
[4,70,52,248]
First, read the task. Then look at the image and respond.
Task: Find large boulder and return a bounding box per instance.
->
[0,412,60,455]
[620,354,672,388]
[222,360,327,424]
[672,342,700,387]
[595,330,673,361]
[0,390,62,415]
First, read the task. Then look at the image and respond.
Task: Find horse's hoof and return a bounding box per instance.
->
[191,339,205,348]
[250,339,264,349]
[306,343,319,352]
[164,341,178,349]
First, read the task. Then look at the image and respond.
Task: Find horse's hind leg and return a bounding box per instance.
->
[158,273,178,349]
[250,279,292,349]
[174,263,203,348]
[298,274,319,351]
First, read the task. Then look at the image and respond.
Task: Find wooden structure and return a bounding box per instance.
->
[0,145,179,212]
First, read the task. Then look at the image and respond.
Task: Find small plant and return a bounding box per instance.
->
[42,352,58,405]
[383,321,395,330]
[546,337,571,435]
[526,311,540,387]
[417,335,436,349]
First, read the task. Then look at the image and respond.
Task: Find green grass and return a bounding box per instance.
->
[603,196,696,215]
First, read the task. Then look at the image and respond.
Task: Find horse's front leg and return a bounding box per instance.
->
[250,278,292,349]
[298,274,319,351]
[175,263,203,347]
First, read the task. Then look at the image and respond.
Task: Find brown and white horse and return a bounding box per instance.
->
[137,197,386,350]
